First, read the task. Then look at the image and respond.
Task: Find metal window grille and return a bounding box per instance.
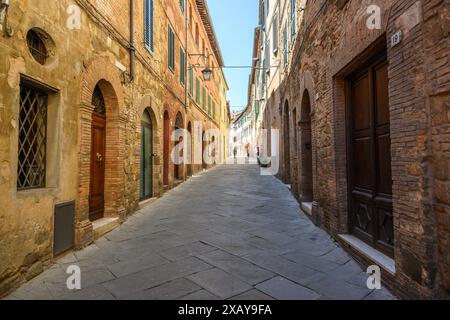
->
[17,83,48,190]
[92,85,106,114]
[27,30,47,65]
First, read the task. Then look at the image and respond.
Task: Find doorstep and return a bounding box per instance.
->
[301,202,313,216]
[139,197,158,210]
[92,217,120,240]
[338,234,396,275]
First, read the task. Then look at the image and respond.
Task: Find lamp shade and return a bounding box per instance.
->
[202,67,213,81]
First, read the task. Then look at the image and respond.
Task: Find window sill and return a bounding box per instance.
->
[144,45,154,57]
[17,187,59,198]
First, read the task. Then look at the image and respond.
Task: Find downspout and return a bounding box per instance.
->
[184,1,189,110]
[129,0,135,81]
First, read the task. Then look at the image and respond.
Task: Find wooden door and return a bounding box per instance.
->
[89,112,106,221]
[348,57,394,257]
[140,112,153,200]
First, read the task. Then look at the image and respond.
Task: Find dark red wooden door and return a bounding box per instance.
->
[89,112,106,221]
[349,58,394,257]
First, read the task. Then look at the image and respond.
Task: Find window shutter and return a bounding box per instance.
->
[283,24,287,66]
[189,66,194,96]
[196,78,200,104]
[168,27,175,70]
[202,88,206,111]
[290,0,296,40]
[208,95,211,115]
[149,0,154,51]
[180,0,185,13]
[144,0,154,52]
[273,13,278,53]
[180,49,185,84]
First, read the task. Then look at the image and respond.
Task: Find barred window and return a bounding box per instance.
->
[27,29,47,65]
[92,85,106,115]
[17,83,48,190]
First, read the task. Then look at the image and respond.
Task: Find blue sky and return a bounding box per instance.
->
[206,0,259,112]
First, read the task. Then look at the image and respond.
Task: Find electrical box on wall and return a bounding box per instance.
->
[54,201,75,256]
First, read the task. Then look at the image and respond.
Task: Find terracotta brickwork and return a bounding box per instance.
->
[262,0,449,299]
[0,0,228,297]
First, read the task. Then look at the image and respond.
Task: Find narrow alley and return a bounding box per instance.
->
[1,0,449,303]
[6,164,393,300]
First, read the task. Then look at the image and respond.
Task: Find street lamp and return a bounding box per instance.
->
[202,67,213,81]
[189,53,214,82]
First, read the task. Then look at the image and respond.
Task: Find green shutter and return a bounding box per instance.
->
[208,95,211,115]
[189,67,194,96]
[202,88,206,110]
[168,26,174,70]
[180,49,185,85]
[196,78,200,104]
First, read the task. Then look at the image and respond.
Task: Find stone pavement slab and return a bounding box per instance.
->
[121,278,202,300]
[197,249,275,285]
[6,164,394,300]
[256,276,321,300]
[229,289,275,300]
[187,268,253,299]
[102,257,212,298]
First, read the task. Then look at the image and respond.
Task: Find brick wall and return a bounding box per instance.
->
[269,0,450,299]
[423,0,450,296]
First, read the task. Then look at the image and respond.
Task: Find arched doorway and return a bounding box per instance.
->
[187,122,193,177]
[140,109,154,200]
[300,91,313,202]
[163,111,170,186]
[283,101,291,184]
[89,84,106,221]
[174,112,183,181]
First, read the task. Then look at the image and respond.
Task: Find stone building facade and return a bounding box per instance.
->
[0,0,229,297]
[259,0,450,299]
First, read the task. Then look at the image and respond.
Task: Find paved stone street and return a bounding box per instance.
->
[6,164,394,300]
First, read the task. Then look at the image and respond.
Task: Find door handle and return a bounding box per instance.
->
[96,153,103,162]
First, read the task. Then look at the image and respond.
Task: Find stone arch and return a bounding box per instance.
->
[299,89,314,202]
[76,56,125,247]
[138,95,160,128]
[300,70,316,116]
[139,102,160,201]
[298,69,319,220]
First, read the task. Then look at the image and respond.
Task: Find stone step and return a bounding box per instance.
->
[92,217,120,240]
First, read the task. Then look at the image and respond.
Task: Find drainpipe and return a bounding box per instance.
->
[129,0,135,81]
[184,1,188,110]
